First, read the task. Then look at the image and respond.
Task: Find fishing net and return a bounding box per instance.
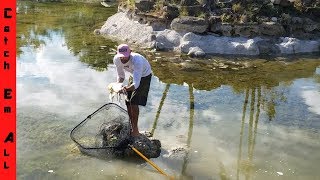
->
[70,103,131,158]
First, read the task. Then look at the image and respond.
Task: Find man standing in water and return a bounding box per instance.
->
[113,44,152,137]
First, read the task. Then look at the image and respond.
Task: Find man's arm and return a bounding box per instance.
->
[118,77,125,83]
[114,56,125,83]
[123,83,135,92]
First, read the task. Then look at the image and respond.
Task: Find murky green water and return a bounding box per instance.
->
[17,1,320,180]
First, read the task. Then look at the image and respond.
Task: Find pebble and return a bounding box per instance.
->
[277,172,283,175]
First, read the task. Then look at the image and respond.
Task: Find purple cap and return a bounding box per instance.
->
[116,44,131,57]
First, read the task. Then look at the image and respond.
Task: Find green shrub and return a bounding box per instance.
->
[221,13,232,23]
[179,6,189,16]
[196,12,206,18]
[232,3,243,13]
[294,0,303,12]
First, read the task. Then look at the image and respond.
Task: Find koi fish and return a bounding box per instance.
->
[107,82,127,103]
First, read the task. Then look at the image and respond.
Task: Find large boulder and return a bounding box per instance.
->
[179,32,261,55]
[155,29,183,50]
[276,37,320,54]
[99,120,161,158]
[124,135,161,158]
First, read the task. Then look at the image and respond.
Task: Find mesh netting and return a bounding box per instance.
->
[70,103,130,158]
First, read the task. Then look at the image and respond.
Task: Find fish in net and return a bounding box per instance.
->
[70,103,161,159]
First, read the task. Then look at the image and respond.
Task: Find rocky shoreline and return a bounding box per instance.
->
[98,1,320,57]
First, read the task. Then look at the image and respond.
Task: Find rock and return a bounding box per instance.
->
[93,29,100,35]
[259,22,285,37]
[209,16,222,24]
[210,23,233,36]
[155,42,166,50]
[256,39,281,55]
[220,23,233,36]
[271,17,277,22]
[180,0,200,6]
[291,17,303,24]
[100,12,320,56]
[171,16,208,33]
[234,24,260,38]
[124,135,161,158]
[163,147,188,161]
[156,29,183,50]
[187,46,206,57]
[179,61,203,71]
[100,12,155,48]
[99,120,161,158]
[302,0,319,7]
[163,5,179,20]
[135,0,155,13]
[180,5,206,16]
[136,14,169,31]
[168,147,187,158]
[306,7,320,19]
[280,13,291,25]
[303,18,318,32]
[276,37,320,54]
[271,0,293,6]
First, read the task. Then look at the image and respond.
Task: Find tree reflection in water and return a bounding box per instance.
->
[234,87,258,180]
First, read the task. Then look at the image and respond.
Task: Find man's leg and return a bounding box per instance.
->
[127,104,140,136]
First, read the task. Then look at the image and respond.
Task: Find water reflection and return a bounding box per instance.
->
[150,84,170,136]
[147,80,320,179]
[237,87,261,180]
[181,84,195,177]
[17,1,117,70]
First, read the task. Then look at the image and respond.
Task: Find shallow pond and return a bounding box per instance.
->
[17,1,320,179]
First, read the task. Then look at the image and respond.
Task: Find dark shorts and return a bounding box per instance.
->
[126,74,152,106]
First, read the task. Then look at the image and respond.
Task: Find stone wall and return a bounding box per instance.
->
[127,0,320,39]
[99,0,320,56]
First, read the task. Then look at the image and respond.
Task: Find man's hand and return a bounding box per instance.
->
[120,85,135,93]
[119,86,127,94]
